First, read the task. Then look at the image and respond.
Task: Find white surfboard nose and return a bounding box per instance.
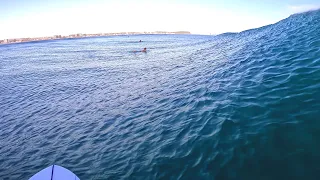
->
[29,165,80,180]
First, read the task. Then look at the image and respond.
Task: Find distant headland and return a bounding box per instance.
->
[0,31,191,45]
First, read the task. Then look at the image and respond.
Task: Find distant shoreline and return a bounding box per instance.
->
[0,31,191,45]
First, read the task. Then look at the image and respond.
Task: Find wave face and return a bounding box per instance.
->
[1,10,320,180]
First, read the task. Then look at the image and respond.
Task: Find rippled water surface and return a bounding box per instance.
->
[1,10,320,180]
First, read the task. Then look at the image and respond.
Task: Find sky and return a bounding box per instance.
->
[0,0,320,39]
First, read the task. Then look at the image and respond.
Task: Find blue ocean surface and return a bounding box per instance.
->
[1,10,320,180]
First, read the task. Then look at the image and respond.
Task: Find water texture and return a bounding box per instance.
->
[0,10,320,180]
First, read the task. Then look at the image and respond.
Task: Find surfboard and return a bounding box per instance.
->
[29,165,80,180]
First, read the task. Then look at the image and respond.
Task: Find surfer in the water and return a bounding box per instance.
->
[139,40,142,42]
[133,48,147,53]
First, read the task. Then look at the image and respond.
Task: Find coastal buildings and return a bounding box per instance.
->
[54,35,62,39]
[0,31,191,45]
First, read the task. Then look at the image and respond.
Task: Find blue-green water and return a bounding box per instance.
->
[1,10,320,179]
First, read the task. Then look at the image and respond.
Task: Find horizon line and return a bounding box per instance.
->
[0,31,192,45]
[0,31,192,40]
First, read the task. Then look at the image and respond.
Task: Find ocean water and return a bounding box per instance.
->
[1,10,320,180]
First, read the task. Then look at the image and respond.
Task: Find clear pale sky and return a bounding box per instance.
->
[0,0,319,39]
